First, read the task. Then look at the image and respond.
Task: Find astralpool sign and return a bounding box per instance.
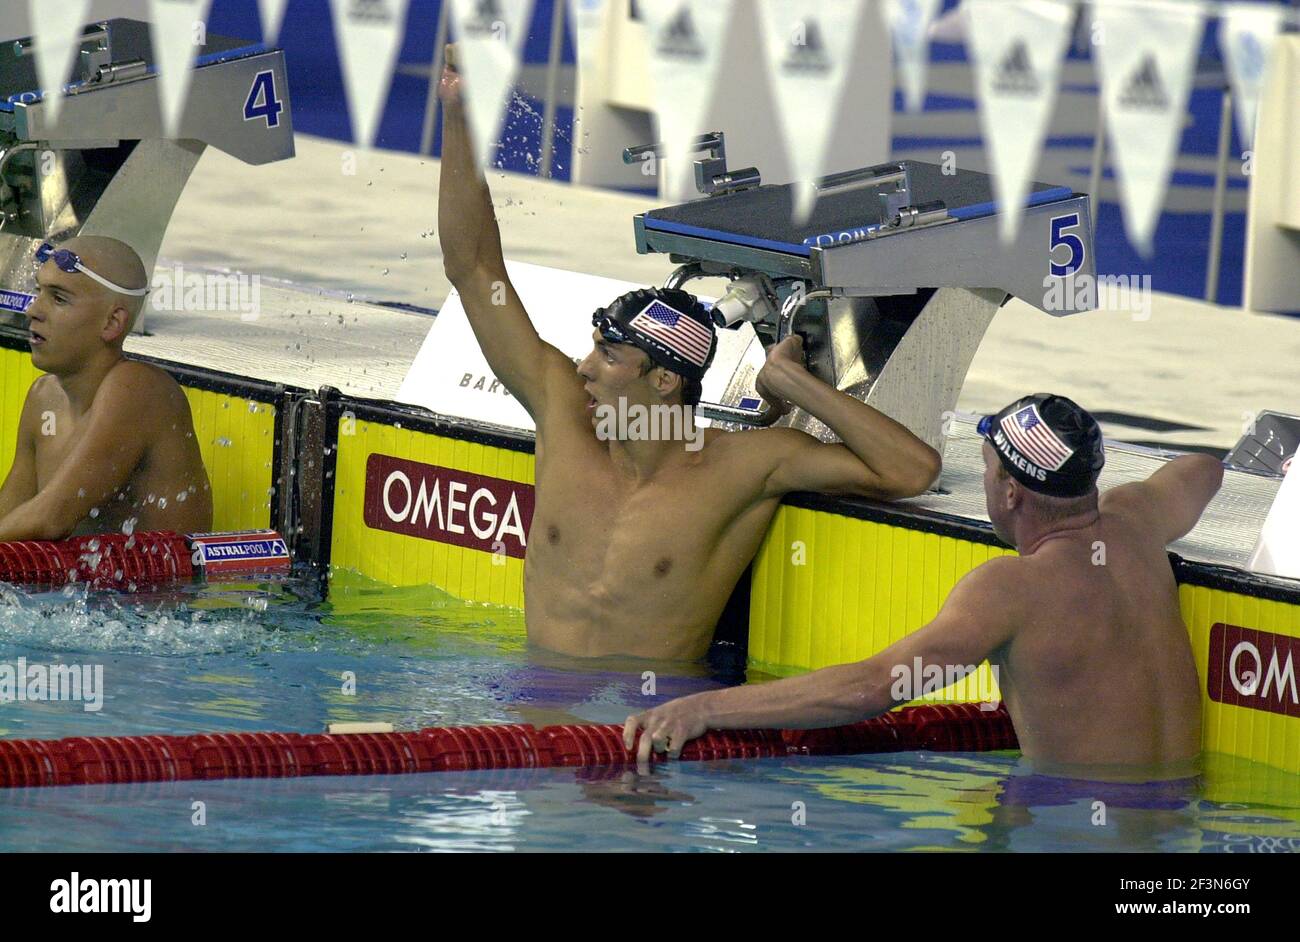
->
[0,289,33,313]
[188,531,291,575]
[363,455,533,558]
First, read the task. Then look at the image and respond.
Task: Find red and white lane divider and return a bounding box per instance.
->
[0,530,291,590]
[0,704,1019,789]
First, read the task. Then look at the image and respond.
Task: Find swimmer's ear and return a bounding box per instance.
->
[649,366,682,400]
[100,300,133,345]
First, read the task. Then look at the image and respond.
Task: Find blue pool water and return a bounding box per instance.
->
[1,574,1298,853]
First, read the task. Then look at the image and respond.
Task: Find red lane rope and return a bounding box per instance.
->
[0,532,192,591]
[0,529,290,590]
[0,704,1018,789]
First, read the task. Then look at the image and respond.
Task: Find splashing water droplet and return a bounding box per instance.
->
[157,497,167,510]
[176,491,187,503]
[88,507,100,518]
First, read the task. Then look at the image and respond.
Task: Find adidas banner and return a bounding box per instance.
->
[640,0,736,201]
[447,0,535,169]
[256,0,291,46]
[26,0,91,128]
[967,0,1075,242]
[1093,0,1206,256]
[883,0,944,113]
[757,0,864,223]
[1220,1,1285,152]
[329,0,411,148]
[148,0,215,136]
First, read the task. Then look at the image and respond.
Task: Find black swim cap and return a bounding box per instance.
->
[592,287,717,383]
[978,393,1105,498]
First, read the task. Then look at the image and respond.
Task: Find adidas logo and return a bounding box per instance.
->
[348,0,394,24]
[1118,54,1169,110]
[992,40,1038,95]
[781,18,832,74]
[656,7,705,60]
[462,0,506,37]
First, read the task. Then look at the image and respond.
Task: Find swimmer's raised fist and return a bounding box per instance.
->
[755,334,806,417]
[438,43,462,104]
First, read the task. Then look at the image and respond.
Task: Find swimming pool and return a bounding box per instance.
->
[1,573,1298,853]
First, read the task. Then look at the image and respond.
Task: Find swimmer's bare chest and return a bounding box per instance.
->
[524,431,778,658]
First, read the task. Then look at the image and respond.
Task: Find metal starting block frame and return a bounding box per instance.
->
[0,18,294,332]
[631,136,1096,453]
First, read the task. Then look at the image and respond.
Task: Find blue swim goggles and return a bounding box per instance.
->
[35,242,150,297]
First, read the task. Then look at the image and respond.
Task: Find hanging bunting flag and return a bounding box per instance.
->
[1092,0,1205,256]
[329,0,411,148]
[1220,1,1285,152]
[148,0,215,136]
[757,0,864,223]
[568,0,606,73]
[639,0,736,201]
[883,0,944,113]
[27,0,91,129]
[447,0,535,169]
[256,0,292,46]
[967,0,1075,242]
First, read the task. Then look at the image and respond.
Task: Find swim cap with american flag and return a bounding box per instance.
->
[592,288,717,382]
[978,393,1105,497]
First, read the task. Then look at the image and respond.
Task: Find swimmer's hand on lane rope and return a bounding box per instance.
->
[624,695,712,764]
[438,43,462,104]
[754,334,806,418]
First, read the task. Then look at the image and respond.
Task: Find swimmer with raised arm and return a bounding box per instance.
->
[0,237,212,541]
[438,45,941,660]
[627,395,1222,773]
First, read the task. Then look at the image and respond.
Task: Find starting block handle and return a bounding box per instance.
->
[695,400,781,428]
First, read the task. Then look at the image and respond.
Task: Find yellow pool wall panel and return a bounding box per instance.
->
[327,417,532,608]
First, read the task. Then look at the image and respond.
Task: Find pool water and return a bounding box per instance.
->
[1,573,1298,853]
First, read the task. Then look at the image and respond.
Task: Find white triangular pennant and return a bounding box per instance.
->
[447,0,534,169]
[1093,0,1205,256]
[883,0,943,113]
[257,0,292,46]
[568,0,606,72]
[148,0,214,136]
[329,0,411,148]
[28,0,91,129]
[968,0,1074,242]
[1220,2,1285,152]
[757,0,864,223]
[639,0,736,201]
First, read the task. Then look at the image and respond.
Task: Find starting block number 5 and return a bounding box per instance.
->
[1049,212,1085,278]
[243,70,284,128]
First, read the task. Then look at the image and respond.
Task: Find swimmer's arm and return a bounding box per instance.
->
[0,390,39,524]
[437,59,576,418]
[1101,453,1224,545]
[0,366,154,541]
[626,565,1015,758]
[754,339,940,500]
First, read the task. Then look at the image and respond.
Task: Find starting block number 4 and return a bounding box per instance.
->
[1049,212,1086,278]
[243,70,284,129]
